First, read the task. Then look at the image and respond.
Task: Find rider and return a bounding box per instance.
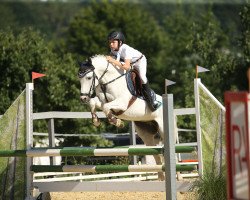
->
[106,30,161,111]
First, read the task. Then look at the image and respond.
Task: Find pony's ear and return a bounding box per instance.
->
[76,57,84,67]
[76,56,91,66]
[87,57,92,65]
[78,59,94,69]
[77,60,82,67]
[78,61,95,78]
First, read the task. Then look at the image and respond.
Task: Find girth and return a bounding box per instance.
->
[111,95,137,116]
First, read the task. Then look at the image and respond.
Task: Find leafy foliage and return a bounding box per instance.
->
[238,3,250,91]
[0,28,52,113]
[191,170,227,200]
[67,1,169,93]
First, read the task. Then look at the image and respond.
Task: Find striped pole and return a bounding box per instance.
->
[0,146,196,157]
[30,164,197,173]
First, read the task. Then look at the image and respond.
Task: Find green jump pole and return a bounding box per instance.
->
[0,146,196,157]
[30,164,197,173]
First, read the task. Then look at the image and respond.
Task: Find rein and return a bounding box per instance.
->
[100,71,128,102]
[98,62,128,102]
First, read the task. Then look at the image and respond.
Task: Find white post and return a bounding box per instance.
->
[163,93,176,200]
[25,83,34,200]
[48,118,56,165]
[194,78,203,175]
[129,121,137,164]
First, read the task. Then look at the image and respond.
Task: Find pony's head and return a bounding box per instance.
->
[78,54,122,103]
[78,58,97,103]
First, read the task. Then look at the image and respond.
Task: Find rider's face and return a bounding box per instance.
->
[109,39,120,51]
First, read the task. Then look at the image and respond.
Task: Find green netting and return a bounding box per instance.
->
[0,90,26,200]
[199,87,226,175]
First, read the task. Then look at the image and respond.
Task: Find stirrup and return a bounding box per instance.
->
[152,100,161,111]
[147,100,161,111]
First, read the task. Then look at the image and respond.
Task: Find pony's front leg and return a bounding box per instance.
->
[106,111,124,128]
[91,111,101,127]
[89,97,102,127]
[102,99,127,128]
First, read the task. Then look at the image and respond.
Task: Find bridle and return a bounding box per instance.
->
[79,71,97,99]
[78,61,127,102]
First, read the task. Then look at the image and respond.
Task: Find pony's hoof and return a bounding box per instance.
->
[116,120,124,128]
[158,172,165,181]
[177,172,184,181]
[93,120,101,127]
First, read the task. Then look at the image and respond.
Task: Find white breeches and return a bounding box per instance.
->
[133,56,147,84]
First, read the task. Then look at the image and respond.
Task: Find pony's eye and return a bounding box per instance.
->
[87,77,92,80]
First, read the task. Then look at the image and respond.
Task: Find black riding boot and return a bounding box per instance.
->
[142,83,161,111]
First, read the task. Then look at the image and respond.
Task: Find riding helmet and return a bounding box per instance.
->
[107,31,125,43]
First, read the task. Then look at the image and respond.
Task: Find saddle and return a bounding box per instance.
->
[126,69,145,100]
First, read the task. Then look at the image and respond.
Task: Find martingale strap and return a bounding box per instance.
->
[100,71,129,102]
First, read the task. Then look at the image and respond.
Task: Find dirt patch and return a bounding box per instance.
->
[50,191,197,200]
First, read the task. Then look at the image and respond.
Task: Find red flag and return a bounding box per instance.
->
[32,72,46,80]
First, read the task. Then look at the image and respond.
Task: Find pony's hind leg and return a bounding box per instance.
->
[134,121,165,181]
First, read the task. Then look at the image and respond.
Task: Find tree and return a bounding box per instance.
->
[188,8,247,98]
[240,3,250,65]
[161,4,236,105]
[0,28,51,113]
[0,2,80,40]
[161,5,197,107]
[0,27,87,112]
[0,27,114,149]
[66,0,169,93]
[235,3,250,91]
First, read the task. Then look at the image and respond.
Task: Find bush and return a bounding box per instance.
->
[191,170,227,200]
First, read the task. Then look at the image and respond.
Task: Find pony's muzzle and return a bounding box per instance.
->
[80,94,90,103]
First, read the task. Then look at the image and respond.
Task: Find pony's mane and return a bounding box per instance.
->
[90,54,106,66]
[90,54,121,74]
[90,54,106,60]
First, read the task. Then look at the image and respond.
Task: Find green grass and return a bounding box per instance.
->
[0,90,26,199]
[191,170,227,200]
